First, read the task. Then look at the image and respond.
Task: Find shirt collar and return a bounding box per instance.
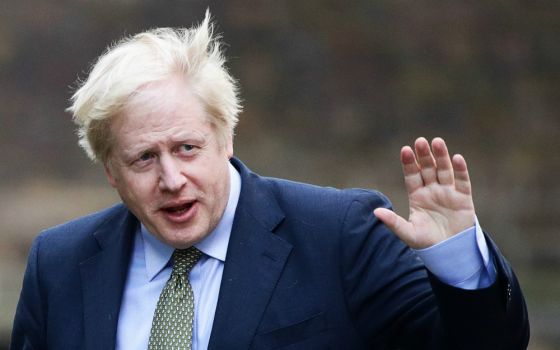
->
[141,162,242,281]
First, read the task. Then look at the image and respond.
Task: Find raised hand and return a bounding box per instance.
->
[374,137,476,249]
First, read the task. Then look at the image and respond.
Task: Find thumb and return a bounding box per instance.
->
[373,208,415,247]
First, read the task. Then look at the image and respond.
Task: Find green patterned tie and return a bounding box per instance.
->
[148,247,202,350]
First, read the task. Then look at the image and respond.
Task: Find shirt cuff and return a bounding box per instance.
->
[413,217,496,290]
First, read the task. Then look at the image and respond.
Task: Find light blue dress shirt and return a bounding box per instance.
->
[116,164,495,349]
[116,163,241,350]
[415,217,496,289]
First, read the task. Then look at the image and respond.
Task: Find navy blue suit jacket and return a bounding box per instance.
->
[11,158,529,349]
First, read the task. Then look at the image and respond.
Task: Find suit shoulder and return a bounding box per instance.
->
[235,158,392,213]
[37,203,129,246]
[260,176,393,224]
[264,176,392,208]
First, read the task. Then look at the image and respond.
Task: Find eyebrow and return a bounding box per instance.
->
[120,130,210,160]
[169,130,209,144]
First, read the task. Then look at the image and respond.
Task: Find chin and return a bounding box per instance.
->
[165,230,205,249]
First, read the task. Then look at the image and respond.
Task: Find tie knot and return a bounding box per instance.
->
[172,247,202,276]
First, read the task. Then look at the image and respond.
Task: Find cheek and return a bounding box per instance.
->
[118,173,157,202]
[192,168,226,200]
[211,167,231,203]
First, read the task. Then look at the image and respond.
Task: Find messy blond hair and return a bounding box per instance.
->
[67,11,241,163]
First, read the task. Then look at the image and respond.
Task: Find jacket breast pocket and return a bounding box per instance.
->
[252,311,328,349]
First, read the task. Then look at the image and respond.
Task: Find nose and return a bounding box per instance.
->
[158,155,187,192]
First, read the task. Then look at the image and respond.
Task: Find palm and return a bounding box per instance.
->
[375,137,475,249]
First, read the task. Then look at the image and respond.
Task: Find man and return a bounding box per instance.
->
[11,12,529,350]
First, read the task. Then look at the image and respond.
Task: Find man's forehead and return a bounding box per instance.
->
[124,77,198,113]
[112,114,212,141]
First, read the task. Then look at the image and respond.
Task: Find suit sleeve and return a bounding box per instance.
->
[428,235,530,349]
[340,191,529,350]
[10,235,47,350]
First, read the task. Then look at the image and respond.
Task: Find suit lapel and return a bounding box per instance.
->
[208,160,292,349]
[79,207,137,350]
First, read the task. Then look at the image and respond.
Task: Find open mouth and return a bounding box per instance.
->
[163,202,193,214]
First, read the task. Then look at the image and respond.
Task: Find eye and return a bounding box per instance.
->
[137,152,154,163]
[181,144,195,152]
[178,144,199,156]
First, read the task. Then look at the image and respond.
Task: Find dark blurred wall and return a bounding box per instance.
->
[1,1,559,348]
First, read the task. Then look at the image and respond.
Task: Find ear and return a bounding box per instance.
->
[225,134,234,159]
[104,162,118,188]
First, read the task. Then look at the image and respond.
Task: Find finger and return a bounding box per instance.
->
[431,137,454,185]
[452,154,472,195]
[401,146,423,193]
[373,208,415,245]
[414,137,437,185]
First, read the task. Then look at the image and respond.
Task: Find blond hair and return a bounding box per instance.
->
[67,11,241,163]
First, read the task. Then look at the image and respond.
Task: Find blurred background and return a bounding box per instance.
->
[1,0,558,348]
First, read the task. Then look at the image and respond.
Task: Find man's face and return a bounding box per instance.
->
[105,77,233,249]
